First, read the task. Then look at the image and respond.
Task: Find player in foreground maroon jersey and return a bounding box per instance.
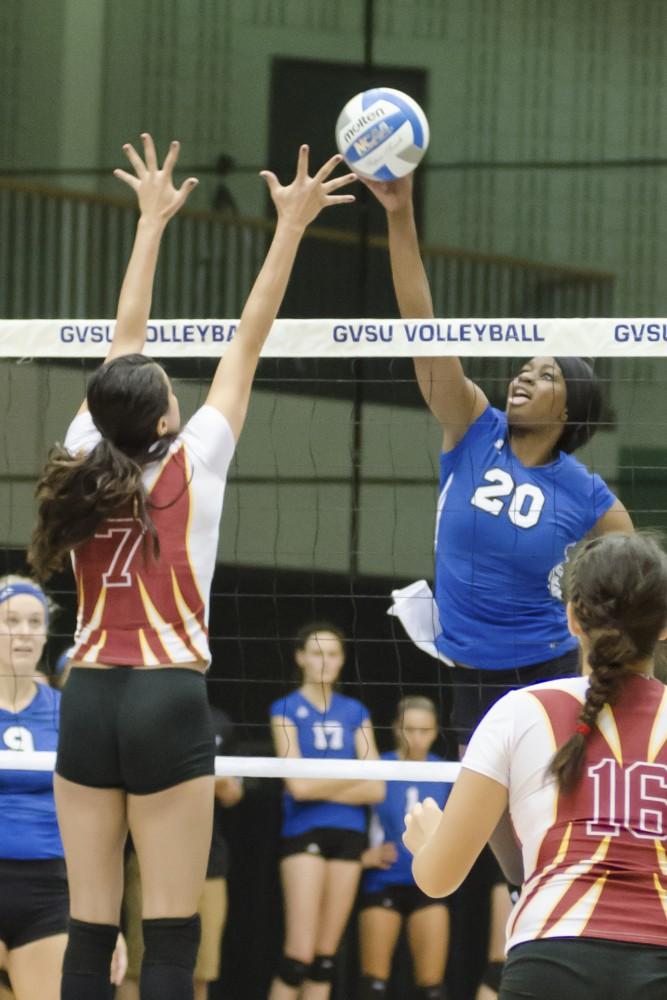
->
[404,532,667,1000]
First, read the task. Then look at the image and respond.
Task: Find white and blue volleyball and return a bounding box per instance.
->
[335,88,429,180]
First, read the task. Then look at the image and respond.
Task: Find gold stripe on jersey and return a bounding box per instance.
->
[82,629,108,664]
[654,841,667,920]
[508,822,572,940]
[653,873,667,922]
[532,835,611,940]
[182,451,207,608]
[136,575,195,663]
[138,628,161,666]
[595,704,623,766]
[541,869,610,940]
[170,568,208,662]
[523,692,560,871]
[76,585,107,657]
[648,688,667,762]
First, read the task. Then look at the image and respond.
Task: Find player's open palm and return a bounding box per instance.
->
[114,132,198,223]
[361,172,413,214]
[261,144,356,229]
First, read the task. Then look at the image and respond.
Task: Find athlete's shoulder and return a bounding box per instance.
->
[521,676,588,699]
[557,451,610,493]
[270,689,302,718]
[178,405,236,479]
[443,405,505,456]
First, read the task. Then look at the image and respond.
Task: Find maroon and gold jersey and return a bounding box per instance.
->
[64,406,235,667]
[463,674,667,949]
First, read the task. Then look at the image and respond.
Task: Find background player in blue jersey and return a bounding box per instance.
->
[0,576,125,1000]
[359,696,451,1000]
[269,623,384,1000]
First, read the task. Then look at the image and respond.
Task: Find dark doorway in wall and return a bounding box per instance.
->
[268,57,428,318]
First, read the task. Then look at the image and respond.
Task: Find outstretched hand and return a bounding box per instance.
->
[114,133,198,223]
[260,145,356,230]
[360,172,413,214]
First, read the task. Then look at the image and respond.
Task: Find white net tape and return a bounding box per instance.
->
[0,751,461,782]
[0,318,665,358]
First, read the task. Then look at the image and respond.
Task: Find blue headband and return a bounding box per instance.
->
[0,583,50,626]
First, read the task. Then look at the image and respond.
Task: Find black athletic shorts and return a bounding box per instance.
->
[452,647,580,742]
[280,827,367,862]
[359,883,448,917]
[500,937,667,1000]
[56,667,215,795]
[0,858,68,950]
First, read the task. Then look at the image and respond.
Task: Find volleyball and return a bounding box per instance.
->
[335,87,429,181]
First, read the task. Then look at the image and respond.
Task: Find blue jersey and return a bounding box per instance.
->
[434,407,616,670]
[270,690,370,837]
[363,752,451,892]
[0,684,63,860]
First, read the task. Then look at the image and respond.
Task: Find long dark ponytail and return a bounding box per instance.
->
[29,355,174,580]
[549,533,667,793]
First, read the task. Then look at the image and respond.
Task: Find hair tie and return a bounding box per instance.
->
[575,722,592,737]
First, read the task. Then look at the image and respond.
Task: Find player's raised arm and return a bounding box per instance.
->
[108,133,198,364]
[72,134,198,418]
[364,174,487,451]
[205,145,356,441]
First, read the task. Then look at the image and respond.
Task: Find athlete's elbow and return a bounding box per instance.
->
[412,856,461,899]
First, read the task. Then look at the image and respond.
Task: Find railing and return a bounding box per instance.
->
[0,177,614,322]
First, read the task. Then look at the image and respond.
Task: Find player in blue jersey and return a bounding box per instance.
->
[366,175,632,748]
[366,175,633,997]
[268,623,384,1000]
[0,576,125,1000]
[359,696,451,1000]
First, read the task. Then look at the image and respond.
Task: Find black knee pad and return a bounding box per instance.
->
[62,918,119,976]
[481,960,504,991]
[359,974,388,998]
[415,985,443,1000]
[142,914,201,971]
[308,954,337,982]
[276,954,309,987]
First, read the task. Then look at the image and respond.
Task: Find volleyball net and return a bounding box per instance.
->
[1,318,666,777]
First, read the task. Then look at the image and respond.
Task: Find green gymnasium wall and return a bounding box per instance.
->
[1,0,666,575]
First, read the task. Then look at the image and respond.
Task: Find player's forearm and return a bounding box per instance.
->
[206,219,303,418]
[113,215,167,355]
[234,219,304,355]
[411,839,460,898]
[288,776,383,803]
[330,779,385,805]
[386,206,434,320]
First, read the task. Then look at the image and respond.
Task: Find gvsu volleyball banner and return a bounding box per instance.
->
[0,319,666,358]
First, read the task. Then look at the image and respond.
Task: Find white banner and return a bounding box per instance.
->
[0,318,667,358]
[0,750,461,782]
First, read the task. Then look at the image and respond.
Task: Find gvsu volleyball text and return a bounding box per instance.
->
[331,322,546,343]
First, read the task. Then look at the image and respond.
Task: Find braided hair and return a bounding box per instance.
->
[549,532,667,793]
